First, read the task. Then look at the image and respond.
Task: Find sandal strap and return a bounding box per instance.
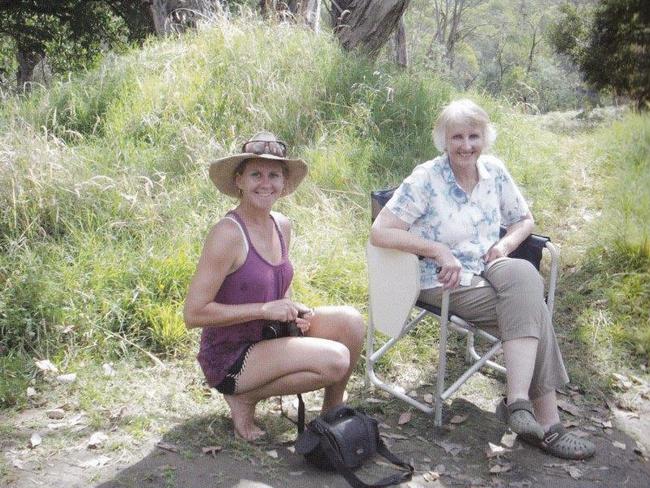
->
[507,398,535,416]
[540,423,567,448]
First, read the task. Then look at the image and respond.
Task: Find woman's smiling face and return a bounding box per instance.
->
[445,122,485,168]
[235,158,286,208]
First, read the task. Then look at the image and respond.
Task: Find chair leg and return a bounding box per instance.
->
[365,312,375,390]
[435,290,450,427]
[465,332,475,364]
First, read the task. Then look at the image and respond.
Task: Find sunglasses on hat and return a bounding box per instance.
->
[242,139,287,158]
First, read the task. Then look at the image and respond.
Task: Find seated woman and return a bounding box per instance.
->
[184,131,365,441]
[370,99,595,460]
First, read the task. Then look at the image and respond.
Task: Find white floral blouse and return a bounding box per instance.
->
[385,153,530,289]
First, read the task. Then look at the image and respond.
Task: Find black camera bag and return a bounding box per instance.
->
[295,405,413,488]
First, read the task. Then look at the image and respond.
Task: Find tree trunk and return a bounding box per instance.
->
[393,16,407,67]
[261,0,321,30]
[305,0,321,32]
[16,49,42,91]
[331,0,411,56]
[149,0,171,34]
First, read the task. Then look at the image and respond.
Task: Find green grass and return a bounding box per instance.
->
[0,12,648,411]
[565,113,650,370]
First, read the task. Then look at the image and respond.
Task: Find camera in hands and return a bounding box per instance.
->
[262,310,307,340]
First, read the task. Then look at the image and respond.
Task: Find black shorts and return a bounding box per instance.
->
[214,343,254,395]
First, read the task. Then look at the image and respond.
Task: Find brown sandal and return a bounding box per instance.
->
[496,398,544,440]
[523,423,596,460]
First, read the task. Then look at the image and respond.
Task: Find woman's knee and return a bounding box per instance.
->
[491,258,544,294]
[317,305,366,347]
[341,306,366,345]
[322,342,351,383]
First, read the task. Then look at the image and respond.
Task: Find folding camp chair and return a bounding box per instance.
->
[366,188,559,426]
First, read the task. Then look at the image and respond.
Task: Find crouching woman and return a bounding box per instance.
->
[184,131,365,441]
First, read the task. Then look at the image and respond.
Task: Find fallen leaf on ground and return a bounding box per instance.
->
[46,409,65,419]
[202,445,222,457]
[564,465,583,479]
[365,397,384,404]
[433,439,467,456]
[381,432,408,440]
[266,450,278,459]
[157,441,179,453]
[79,455,111,468]
[29,433,42,448]
[423,393,434,404]
[68,413,85,426]
[398,411,412,425]
[56,373,77,384]
[12,458,25,470]
[87,431,108,449]
[612,441,626,450]
[35,359,58,373]
[500,431,517,448]
[422,471,440,482]
[289,471,304,476]
[26,387,37,397]
[486,442,508,458]
[562,420,580,428]
[557,400,581,416]
[490,462,512,474]
[450,414,468,424]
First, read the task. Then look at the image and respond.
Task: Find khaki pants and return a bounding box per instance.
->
[419,257,569,400]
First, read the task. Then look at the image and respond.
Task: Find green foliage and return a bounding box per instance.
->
[0,354,31,408]
[550,0,650,108]
[403,0,593,112]
[565,113,650,366]
[0,0,152,87]
[0,13,647,393]
[0,15,451,361]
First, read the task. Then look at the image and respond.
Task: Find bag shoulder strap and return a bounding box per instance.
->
[316,419,414,488]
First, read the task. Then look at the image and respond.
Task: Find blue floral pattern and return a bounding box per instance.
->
[386,154,530,289]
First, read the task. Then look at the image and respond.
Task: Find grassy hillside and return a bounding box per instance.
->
[1,14,648,407]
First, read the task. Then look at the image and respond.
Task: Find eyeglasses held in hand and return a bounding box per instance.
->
[242,140,287,158]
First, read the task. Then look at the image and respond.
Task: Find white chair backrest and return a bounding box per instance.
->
[366,242,421,338]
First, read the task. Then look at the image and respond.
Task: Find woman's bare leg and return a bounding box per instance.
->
[224,335,351,440]
[305,306,365,412]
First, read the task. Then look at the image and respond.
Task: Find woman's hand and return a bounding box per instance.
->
[295,303,314,334]
[261,298,300,323]
[483,241,509,263]
[435,245,462,290]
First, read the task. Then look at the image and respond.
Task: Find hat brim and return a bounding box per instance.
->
[209,153,308,198]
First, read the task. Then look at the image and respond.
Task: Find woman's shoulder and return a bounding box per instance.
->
[407,154,447,180]
[206,215,245,248]
[270,211,292,236]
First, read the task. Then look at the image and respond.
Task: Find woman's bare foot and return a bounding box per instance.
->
[223,394,266,441]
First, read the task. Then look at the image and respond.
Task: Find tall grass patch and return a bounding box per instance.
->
[568,113,650,367]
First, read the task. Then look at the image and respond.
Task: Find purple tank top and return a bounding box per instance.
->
[197,211,294,387]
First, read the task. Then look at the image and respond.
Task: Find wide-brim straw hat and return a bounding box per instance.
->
[209,131,308,198]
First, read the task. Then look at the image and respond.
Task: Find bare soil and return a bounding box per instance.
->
[2,360,649,488]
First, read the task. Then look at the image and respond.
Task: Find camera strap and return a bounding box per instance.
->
[281,394,305,433]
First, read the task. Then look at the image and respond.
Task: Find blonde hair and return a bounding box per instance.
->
[432,99,497,153]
